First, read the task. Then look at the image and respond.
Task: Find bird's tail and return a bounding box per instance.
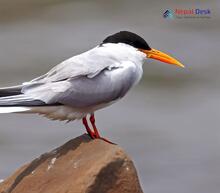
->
[0,85,45,113]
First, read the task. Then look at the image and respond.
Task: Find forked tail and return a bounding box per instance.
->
[0,85,45,113]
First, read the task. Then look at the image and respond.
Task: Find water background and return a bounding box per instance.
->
[0,1,220,192]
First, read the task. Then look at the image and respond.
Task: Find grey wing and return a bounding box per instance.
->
[29,47,120,83]
[22,61,138,108]
[0,47,137,107]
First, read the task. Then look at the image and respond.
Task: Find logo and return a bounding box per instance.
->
[163,8,211,19]
[163,10,174,19]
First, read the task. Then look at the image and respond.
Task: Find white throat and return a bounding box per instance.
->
[98,43,146,66]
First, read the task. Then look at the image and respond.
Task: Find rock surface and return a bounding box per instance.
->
[0,134,143,193]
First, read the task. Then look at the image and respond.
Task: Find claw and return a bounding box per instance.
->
[98,137,116,145]
[82,115,115,145]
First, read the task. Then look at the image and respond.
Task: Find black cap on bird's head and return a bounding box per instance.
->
[102,31,184,68]
[103,31,151,50]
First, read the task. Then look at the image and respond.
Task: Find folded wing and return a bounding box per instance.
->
[22,61,137,108]
[0,45,139,110]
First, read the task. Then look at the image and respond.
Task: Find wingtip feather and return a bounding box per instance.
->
[0,107,31,113]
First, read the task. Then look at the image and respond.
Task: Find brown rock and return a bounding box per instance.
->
[0,134,143,193]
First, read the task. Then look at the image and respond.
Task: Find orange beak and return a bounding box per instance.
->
[140,48,185,68]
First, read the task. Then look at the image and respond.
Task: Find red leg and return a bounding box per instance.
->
[82,116,95,139]
[89,114,115,144]
[90,114,100,138]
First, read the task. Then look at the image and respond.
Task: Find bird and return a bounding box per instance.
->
[0,31,184,143]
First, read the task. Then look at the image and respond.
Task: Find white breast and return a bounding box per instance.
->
[28,102,116,121]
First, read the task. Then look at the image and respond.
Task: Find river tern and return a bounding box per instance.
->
[0,31,184,142]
